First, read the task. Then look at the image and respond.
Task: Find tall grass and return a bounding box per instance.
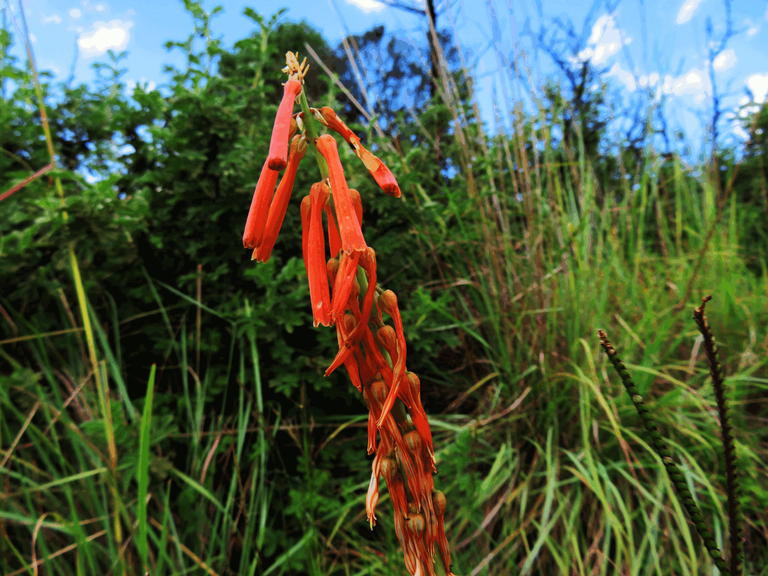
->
[1,3,767,575]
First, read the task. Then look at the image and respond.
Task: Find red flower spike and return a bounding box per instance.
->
[324,204,343,258]
[376,290,408,428]
[243,162,279,249]
[331,250,361,321]
[350,188,363,227]
[315,135,367,254]
[306,182,332,327]
[267,79,303,170]
[256,135,308,262]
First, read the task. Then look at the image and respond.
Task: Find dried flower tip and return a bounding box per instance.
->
[281,51,310,82]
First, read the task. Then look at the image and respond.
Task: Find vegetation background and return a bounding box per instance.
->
[1,0,767,574]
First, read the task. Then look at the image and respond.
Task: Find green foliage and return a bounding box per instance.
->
[1,2,767,575]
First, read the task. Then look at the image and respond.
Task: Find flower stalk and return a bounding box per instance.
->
[242,51,454,576]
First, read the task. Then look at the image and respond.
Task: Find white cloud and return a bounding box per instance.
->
[346,0,384,12]
[732,125,749,140]
[95,3,108,12]
[70,8,82,18]
[606,62,637,91]
[713,49,737,71]
[571,14,631,66]
[29,33,37,44]
[676,0,704,25]
[77,20,132,57]
[670,67,710,97]
[42,13,62,24]
[748,25,759,36]
[746,73,768,103]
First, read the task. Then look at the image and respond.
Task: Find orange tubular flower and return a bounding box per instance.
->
[316,107,402,198]
[316,135,367,254]
[255,135,308,262]
[267,79,303,170]
[306,182,332,327]
[243,162,280,249]
[350,136,401,198]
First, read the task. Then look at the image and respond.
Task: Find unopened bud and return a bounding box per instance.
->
[432,490,447,516]
[404,430,422,456]
[378,290,398,316]
[407,513,425,534]
[407,372,421,397]
[376,325,397,350]
[370,377,389,405]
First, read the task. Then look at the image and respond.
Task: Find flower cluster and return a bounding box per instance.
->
[243,52,453,576]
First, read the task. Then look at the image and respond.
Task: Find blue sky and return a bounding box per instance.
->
[6,0,768,157]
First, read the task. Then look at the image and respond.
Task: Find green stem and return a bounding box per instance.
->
[298,87,329,180]
[598,329,728,573]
